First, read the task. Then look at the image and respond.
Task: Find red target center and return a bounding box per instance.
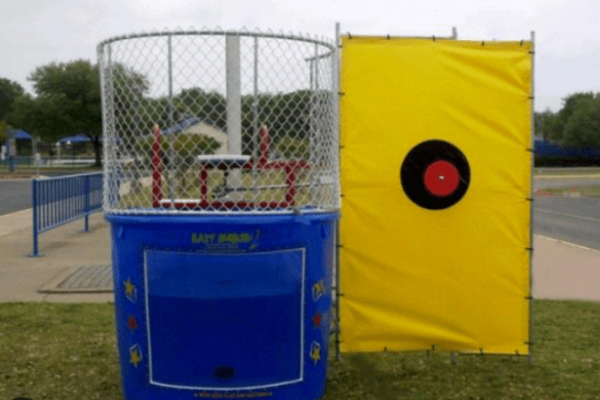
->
[423,160,460,197]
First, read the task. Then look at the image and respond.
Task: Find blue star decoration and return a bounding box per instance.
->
[124,278,137,303]
[129,344,143,368]
[312,280,325,301]
[310,341,321,365]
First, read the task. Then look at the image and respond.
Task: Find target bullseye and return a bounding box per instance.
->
[400,140,470,210]
[423,160,460,197]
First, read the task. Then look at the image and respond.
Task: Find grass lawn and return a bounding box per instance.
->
[1,300,599,400]
[119,169,315,208]
[534,167,600,177]
[0,166,102,178]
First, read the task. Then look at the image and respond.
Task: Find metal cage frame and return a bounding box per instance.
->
[98,29,340,215]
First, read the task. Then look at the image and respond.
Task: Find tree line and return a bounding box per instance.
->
[0,59,324,166]
[536,92,600,149]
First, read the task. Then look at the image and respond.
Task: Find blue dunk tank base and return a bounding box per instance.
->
[106,212,338,400]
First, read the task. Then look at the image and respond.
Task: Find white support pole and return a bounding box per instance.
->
[252,36,259,204]
[226,33,243,198]
[168,34,176,201]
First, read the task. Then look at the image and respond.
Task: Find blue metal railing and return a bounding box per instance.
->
[31,172,103,256]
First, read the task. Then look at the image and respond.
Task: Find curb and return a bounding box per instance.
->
[0,208,31,219]
[535,234,600,255]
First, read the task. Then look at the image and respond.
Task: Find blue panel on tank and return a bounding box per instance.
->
[144,249,305,389]
[107,212,338,400]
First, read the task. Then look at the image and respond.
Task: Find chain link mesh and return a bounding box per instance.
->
[98,29,339,214]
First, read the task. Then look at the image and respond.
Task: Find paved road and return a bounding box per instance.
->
[0,180,32,215]
[534,196,600,251]
[2,174,600,252]
[0,172,89,216]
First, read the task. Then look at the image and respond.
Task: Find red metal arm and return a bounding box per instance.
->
[151,125,163,208]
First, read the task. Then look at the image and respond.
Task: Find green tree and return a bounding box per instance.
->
[547,92,596,144]
[535,109,560,142]
[10,60,102,165]
[562,96,600,148]
[11,60,148,167]
[543,92,600,148]
[556,92,595,134]
[0,121,9,143]
[173,88,227,130]
[0,78,24,121]
[105,63,149,142]
[0,78,24,146]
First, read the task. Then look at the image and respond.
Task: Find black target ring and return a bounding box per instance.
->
[400,140,470,210]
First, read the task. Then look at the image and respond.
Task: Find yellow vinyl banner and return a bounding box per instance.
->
[340,38,532,354]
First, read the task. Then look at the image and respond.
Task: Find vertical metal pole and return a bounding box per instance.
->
[151,125,163,208]
[78,178,80,219]
[333,24,342,212]
[252,36,259,206]
[7,139,14,173]
[168,34,176,201]
[53,179,56,226]
[50,177,54,227]
[226,33,243,197]
[105,44,115,210]
[31,136,35,171]
[528,30,535,365]
[452,27,458,40]
[334,21,342,361]
[35,136,39,177]
[59,178,62,222]
[310,43,320,202]
[45,180,49,229]
[98,45,108,208]
[32,179,39,257]
[70,177,72,220]
[42,180,46,230]
[84,175,90,232]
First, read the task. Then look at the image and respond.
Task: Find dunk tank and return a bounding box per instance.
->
[97,30,339,400]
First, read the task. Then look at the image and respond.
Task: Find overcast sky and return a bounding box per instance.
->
[1,0,599,112]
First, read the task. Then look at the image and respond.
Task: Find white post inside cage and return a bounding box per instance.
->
[226,34,243,197]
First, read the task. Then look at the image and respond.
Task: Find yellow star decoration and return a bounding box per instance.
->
[310,342,321,365]
[130,346,142,367]
[313,281,325,300]
[124,278,135,298]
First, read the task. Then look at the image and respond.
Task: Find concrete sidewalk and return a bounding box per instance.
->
[0,209,599,303]
[0,212,112,303]
[533,235,600,302]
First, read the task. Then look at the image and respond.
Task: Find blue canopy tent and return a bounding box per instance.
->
[57,134,118,167]
[2,129,34,169]
[58,134,92,144]
[58,134,118,144]
[7,129,33,140]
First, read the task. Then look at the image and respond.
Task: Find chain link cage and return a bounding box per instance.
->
[98,29,339,215]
